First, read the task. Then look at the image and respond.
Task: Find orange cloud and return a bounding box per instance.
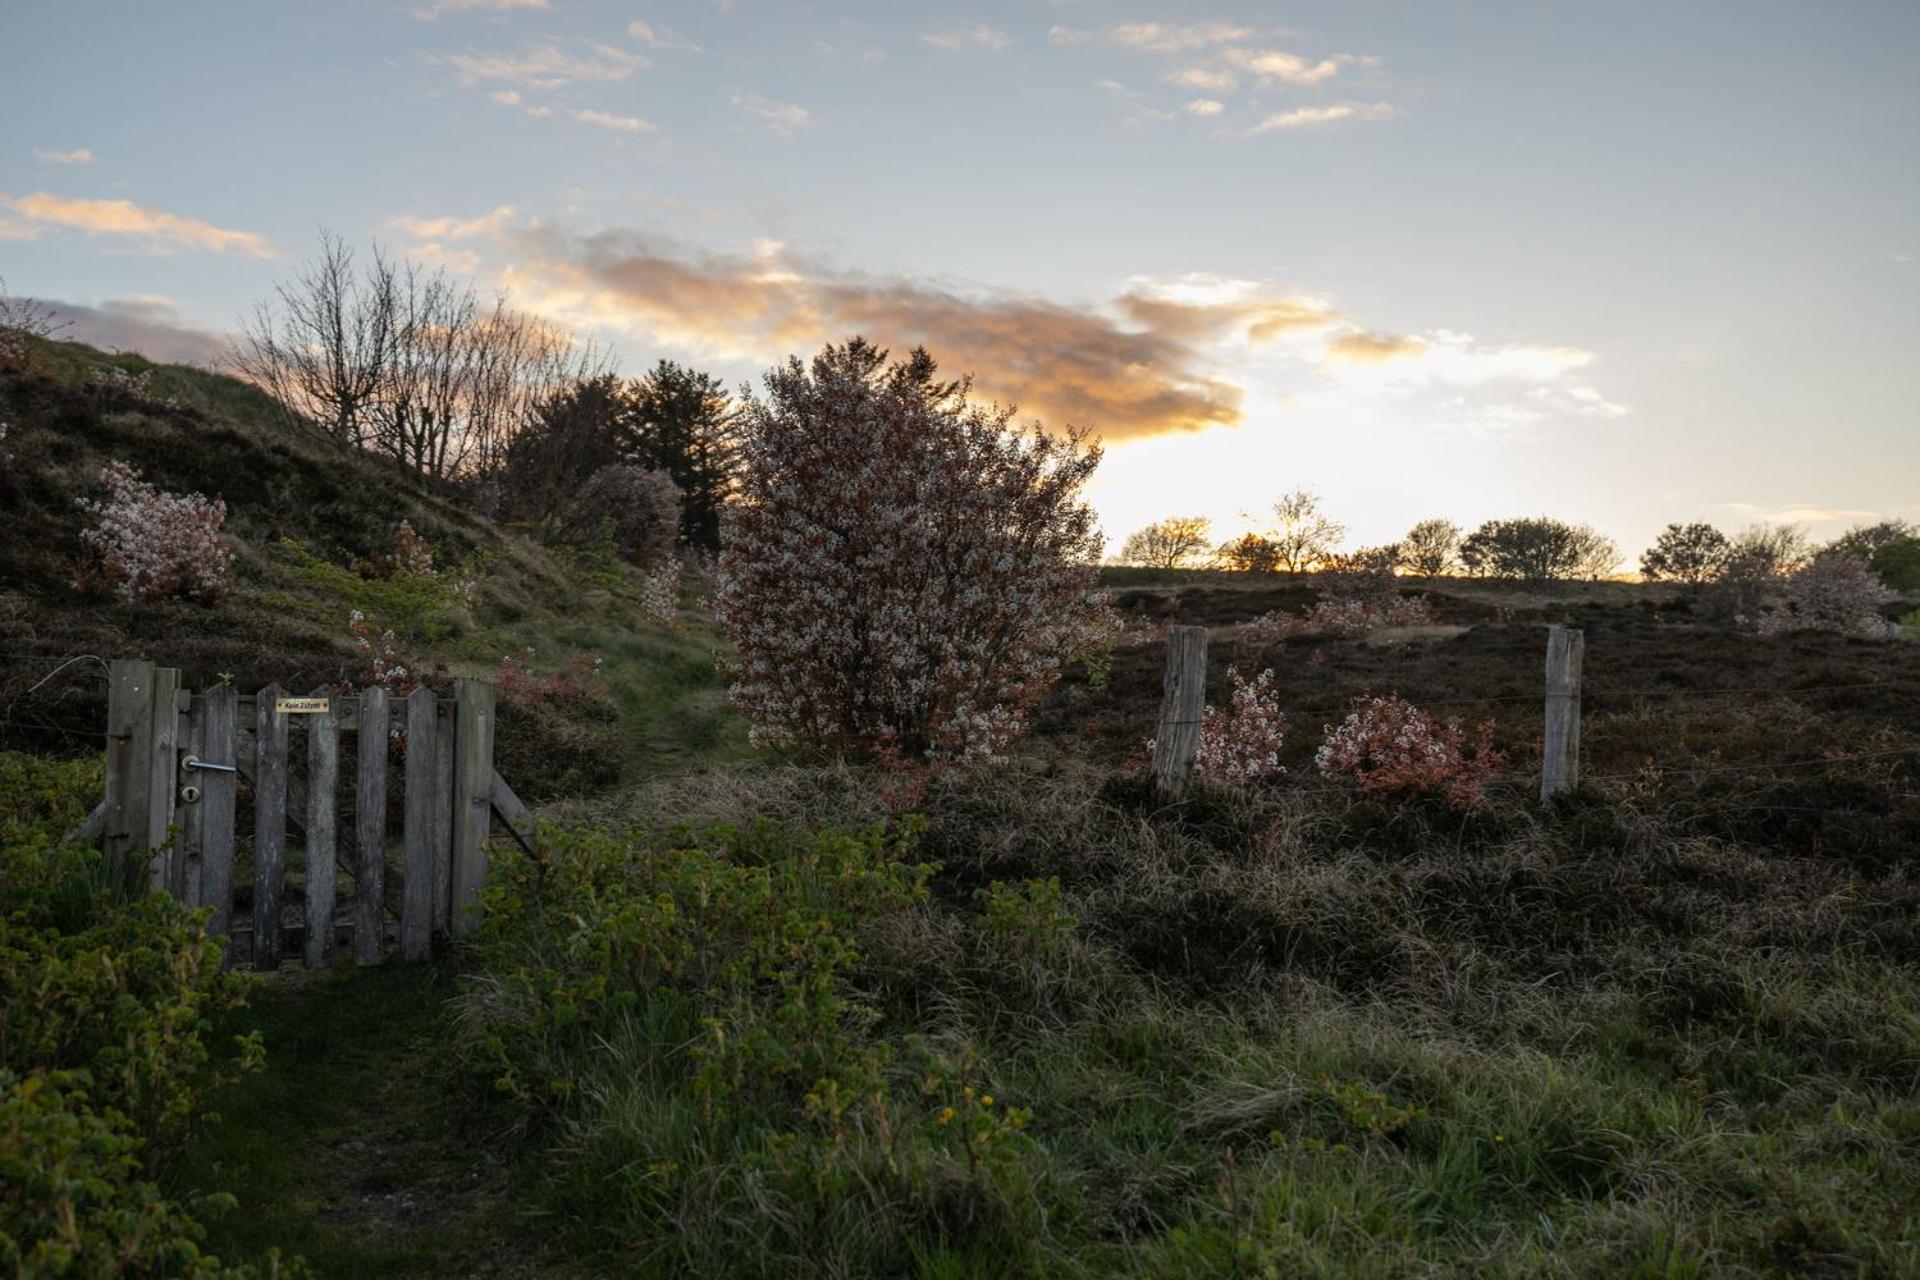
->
[0,192,274,257]
[1325,329,1428,363]
[497,229,1321,439]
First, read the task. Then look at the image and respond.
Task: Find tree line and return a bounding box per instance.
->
[1120,493,1920,593]
[233,233,738,559]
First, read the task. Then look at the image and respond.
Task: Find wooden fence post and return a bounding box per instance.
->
[400,687,437,961]
[305,690,340,969]
[1541,625,1585,801]
[449,678,496,939]
[355,686,390,966]
[198,684,238,939]
[103,659,156,892]
[253,685,289,970]
[431,700,454,935]
[1153,626,1209,800]
[144,667,181,892]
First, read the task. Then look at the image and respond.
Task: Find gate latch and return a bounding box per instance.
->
[182,755,237,774]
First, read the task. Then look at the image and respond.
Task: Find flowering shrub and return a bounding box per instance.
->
[717,340,1103,761]
[1190,667,1290,783]
[1315,694,1504,806]
[390,520,434,576]
[494,647,608,707]
[639,556,682,630]
[1756,552,1896,639]
[77,461,233,605]
[1243,594,1434,645]
[348,610,418,697]
[565,464,682,566]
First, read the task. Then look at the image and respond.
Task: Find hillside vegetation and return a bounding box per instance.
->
[0,336,744,793]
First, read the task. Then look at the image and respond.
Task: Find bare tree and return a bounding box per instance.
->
[1401,518,1462,578]
[238,233,606,497]
[1118,516,1213,568]
[234,231,398,449]
[1267,489,1345,573]
[0,276,72,368]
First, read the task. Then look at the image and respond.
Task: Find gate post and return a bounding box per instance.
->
[103,659,157,893]
[449,678,497,939]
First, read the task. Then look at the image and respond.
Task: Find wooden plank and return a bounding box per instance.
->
[145,667,181,893]
[449,679,496,939]
[355,686,390,966]
[198,685,238,939]
[400,688,438,961]
[490,770,538,856]
[305,690,340,969]
[103,659,155,894]
[432,701,454,935]
[1541,625,1585,802]
[61,802,108,847]
[175,689,200,902]
[253,685,290,970]
[1152,627,1209,800]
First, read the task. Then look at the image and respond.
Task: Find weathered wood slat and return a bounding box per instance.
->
[145,667,181,892]
[400,688,438,961]
[176,690,200,902]
[432,701,454,934]
[449,679,496,939]
[1152,627,1209,800]
[198,685,238,939]
[1541,625,1585,801]
[253,685,290,970]
[103,659,156,893]
[490,770,538,856]
[355,686,390,966]
[305,690,340,969]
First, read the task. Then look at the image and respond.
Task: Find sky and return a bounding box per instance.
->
[3,0,1916,561]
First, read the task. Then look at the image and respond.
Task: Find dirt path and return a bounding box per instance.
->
[168,963,583,1279]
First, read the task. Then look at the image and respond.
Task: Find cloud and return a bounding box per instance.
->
[1165,66,1237,93]
[35,295,232,366]
[0,192,274,257]
[1321,328,1598,392]
[412,0,548,18]
[488,89,521,105]
[1108,22,1254,52]
[921,25,1010,51]
[0,219,40,241]
[627,21,699,51]
[1221,47,1344,86]
[445,43,645,90]
[1249,102,1397,132]
[34,147,94,165]
[1047,25,1094,46]
[388,205,516,240]
[573,108,655,133]
[1719,503,1883,526]
[729,93,812,133]
[489,229,1374,439]
[1325,330,1428,363]
[1184,98,1225,117]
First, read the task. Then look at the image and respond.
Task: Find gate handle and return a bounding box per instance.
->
[182,755,237,774]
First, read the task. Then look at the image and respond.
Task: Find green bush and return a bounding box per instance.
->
[274,538,467,644]
[461,818,1051,1276]
[0,753,282,1276]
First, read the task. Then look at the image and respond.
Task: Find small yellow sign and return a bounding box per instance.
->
[275,697,331,715]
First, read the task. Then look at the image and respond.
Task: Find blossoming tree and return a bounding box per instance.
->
[717,339,1104,761]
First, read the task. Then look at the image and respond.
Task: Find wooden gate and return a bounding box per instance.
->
[75,659,537,970]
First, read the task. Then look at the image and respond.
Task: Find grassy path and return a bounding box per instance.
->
[168,963,580,1279]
